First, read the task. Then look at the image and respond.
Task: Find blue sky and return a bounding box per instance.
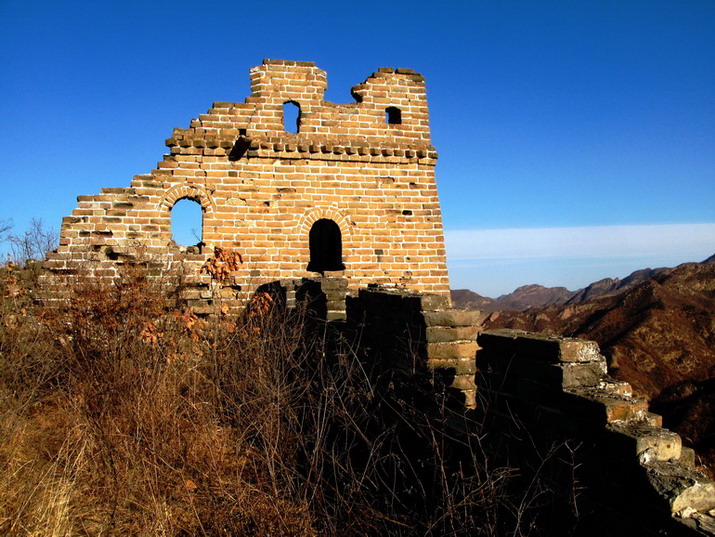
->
[1,0,713,296]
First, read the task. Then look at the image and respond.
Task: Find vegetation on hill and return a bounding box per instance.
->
[451,285,576,312]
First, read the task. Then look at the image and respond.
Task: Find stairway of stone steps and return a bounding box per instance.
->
[477,329,715,534]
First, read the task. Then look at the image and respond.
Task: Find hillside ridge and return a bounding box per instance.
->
[480,261,715,473]
[452,254,714,311]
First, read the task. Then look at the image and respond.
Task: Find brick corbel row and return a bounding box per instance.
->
[165,134,438,163]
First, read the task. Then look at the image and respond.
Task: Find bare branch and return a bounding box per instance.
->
[6,218,58,266]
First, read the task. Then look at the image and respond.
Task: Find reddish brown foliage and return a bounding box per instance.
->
[201,247,243,282]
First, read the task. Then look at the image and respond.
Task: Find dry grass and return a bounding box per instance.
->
[0,263,572,536]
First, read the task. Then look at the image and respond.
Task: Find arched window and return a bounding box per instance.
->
[283,101,301,133]
[385,106,402,125]
[307,219,345,273]
[171,198,203,246]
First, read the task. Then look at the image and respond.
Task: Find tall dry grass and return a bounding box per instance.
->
[0,263,574,536]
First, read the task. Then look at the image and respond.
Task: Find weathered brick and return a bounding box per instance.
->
[562,388,649,424]
[427,358,477,375]
[606,422,682,462]
[425,325,479,343]
[478,329,604,364]
[423,310,482,327]
[42,59,449,314]
[426,341,479,361]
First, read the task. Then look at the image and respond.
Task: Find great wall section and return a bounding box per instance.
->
[42,59,449,313]
[40,60,714,535]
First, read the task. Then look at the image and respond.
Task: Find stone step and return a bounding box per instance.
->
[478,329,604,364]
[679,446,696,468]
[607,421,682,462]
[562,387,649,424]
[644,412,663,428]
[645,460,715,515]
[485,355,607,389]
[423,309,483,327]
[598,377,633,396]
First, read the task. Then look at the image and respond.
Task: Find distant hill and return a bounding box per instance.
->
[450,289,497,311]
[482,261,715,471]
[451,284,576,312]
[452,255,714,311]
[564,267,669,304]
[494,284,576,310]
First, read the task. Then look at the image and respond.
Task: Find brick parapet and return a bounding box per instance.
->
[476,328,715,535]
[166,133,438,163]
[165,58,432,148]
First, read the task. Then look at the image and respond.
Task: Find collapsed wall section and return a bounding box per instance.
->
[42,60,450,312]
[476,329,715,536]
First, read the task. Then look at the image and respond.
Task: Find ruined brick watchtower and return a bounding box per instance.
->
[44,59,451,310]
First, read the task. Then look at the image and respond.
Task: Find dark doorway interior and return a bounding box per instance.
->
[308,219,345,273]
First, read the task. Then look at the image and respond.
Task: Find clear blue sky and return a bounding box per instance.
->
[1,0,713,296]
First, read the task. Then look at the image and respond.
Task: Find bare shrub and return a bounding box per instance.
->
[5,218,58,266]
[0,220,11,242]
[0,267,317,535]
[0,265,574,536]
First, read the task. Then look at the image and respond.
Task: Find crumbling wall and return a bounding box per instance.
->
[288,288,714,535]
[477,329,715,536]
[42,60,450,312]
[345,286,482,408]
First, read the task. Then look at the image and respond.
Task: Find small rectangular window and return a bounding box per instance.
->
[385,106,402,125]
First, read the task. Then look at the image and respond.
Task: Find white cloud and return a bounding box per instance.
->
[445,223,715,262]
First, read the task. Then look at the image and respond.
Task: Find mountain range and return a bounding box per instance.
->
[457,255,715,473]
[452,253,715,312]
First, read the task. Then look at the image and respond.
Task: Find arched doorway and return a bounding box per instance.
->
[307,218,345,273]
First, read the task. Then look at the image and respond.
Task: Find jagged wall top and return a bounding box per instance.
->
[167,59,433,156]
[45,58,451,308]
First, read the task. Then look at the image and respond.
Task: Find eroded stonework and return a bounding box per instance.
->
[43,59,450,311]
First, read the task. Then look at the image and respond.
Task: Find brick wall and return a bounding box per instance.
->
[41,60,450,311]
[345,286,482,408]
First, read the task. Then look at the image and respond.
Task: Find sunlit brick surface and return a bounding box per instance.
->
[44,60,450,309]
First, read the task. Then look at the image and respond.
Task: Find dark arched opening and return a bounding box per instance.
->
[307,219,345,273]
[283,101,301,133]
[385,106,402,125]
